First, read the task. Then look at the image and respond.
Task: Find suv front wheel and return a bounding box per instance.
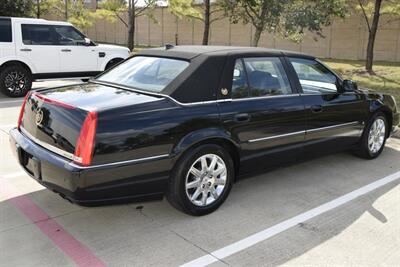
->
[0,64,32,97]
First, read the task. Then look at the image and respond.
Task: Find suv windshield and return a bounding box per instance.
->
[96,56,189,93]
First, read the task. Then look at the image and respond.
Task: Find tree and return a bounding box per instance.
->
[357,0,400,74]
[170,0,226,45]
[97,0,157,51]
[0,0,33,17]
[222,0,346,47]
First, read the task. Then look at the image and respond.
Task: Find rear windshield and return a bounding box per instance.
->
[96,56,189,93]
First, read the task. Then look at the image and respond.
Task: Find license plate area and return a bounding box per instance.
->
[19,148,42,180]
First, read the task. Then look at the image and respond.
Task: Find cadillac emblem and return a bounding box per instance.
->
[35,108,44,126]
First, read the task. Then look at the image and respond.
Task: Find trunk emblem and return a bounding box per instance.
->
[35,109,44,126]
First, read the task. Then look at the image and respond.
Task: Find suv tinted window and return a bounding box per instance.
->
[231,57,292,99]
[53,26,86,45]
[289,58,338,94]
[0,18,12,42]
[21,24,56,45]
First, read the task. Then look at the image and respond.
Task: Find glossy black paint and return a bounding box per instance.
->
[10,46,400,205]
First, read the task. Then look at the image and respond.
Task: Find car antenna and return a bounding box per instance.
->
[165,44,174,50]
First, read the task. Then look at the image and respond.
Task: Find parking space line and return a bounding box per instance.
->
[0,179,106,267]
[0,99,23,104]
[180,170,400,267]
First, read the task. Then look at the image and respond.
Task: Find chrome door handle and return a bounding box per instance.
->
[20,48,32,52]
[61,49,71,52]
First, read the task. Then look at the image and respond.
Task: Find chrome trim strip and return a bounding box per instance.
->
[247,121,361,143]
[20,127,75,160]
[248,130,306,143]
[307,121,361,133]
[69,154,170,170]
[91,80,301,106]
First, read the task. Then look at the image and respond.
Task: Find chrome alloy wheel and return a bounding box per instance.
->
[368,118,386,154]
[4,71,27,94]
[185,154,227,207]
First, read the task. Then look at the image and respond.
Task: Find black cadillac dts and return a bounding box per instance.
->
[9,46,399,215]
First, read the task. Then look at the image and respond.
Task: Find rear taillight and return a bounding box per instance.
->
[73,111,98,166]
[17,92,31,130]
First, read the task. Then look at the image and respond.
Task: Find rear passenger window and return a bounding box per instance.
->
[21,24,56,45]
[0,18,12,42]
[231,57,292,99]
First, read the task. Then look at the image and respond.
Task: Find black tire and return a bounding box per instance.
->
[166,144,235,216]
[0,64,32,97]
[354,112,388,159]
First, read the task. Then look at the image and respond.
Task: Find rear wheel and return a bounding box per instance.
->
[105,58,123,70]
[0,65,32,97]
[355,112,387,159]
[167,144,234,216]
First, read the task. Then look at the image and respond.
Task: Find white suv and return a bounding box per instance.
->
[0,17,130,97]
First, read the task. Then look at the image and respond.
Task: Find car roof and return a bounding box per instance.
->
[1,17,71,26]
[138,45,315,60]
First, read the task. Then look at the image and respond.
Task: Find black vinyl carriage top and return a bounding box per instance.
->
[128,46,314,104]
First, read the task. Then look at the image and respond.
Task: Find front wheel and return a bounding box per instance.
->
[0,65,32,97]
[167,144,234,216]
[354,112,387,159]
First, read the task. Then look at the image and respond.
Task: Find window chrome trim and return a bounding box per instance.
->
[91,80,301,106]
[69,154,170,170]
[20,127,75,160]
[247,121,362,143]
[248,130,306,143]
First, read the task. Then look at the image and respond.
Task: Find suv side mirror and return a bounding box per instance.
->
[84,37,91,46]
[342,79,358,92]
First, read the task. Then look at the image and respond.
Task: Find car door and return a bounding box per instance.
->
[16,23,60,74]
[217,55,307,173]
[286,57,368,153]
[53,25,98,73]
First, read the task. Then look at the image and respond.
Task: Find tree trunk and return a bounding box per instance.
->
[36,0,40,18]
[251,27,262,47]
[65,0,68,20]
[127,0,135,51]
[366,0,383,74]
[202,0,210,45]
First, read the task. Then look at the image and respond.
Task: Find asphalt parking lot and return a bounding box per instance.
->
[1,80,400,267]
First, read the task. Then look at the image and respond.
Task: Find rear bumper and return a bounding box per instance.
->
[9,128,171,205]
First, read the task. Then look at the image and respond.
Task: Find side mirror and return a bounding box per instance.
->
[84,37,91,46]
[342,79,358,92]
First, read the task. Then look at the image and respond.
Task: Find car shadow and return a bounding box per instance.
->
[1,144,400,266]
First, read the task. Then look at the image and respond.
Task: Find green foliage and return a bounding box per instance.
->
[0,0,33,17]
[222,0,347,44]
[356,0,400,25]
[169,0,203,20]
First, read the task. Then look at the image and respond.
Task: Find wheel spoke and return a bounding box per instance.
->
[186,179,200,189]
[209,155,218,171]
[190,167,202,178]
[210,187,219,199]
[201,157,208,172]
[191,188,201,201]
[214,178,225,186]
[201,191,208,205]
[214,166,225,177]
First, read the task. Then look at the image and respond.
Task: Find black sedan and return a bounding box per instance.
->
[9,46,399,215]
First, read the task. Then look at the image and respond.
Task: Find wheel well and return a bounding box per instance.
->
[105,58,124,70]
[0,61,32,75]
[378,108,393,138]
[179,138,241,178]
